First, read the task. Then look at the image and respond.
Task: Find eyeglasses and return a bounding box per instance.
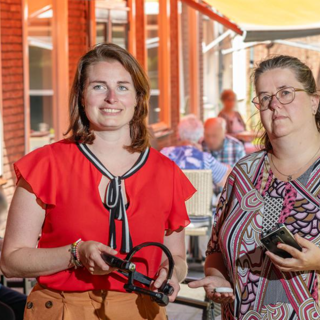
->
[252,87,308,111]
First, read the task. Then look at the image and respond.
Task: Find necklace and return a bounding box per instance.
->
[270,145,320,182]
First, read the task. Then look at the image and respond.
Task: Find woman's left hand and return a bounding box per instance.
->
[152,267,180,302]
[266,233,320,272]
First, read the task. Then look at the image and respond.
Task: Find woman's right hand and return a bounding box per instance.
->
[77,241,118,275]
[188,275,234,304]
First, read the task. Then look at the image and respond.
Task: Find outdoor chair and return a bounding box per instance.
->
[0,275,35,295]
[170,170,217,320]
[183,169,213,260]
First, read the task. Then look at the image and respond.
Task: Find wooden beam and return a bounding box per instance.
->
[181,0,243,35]
[52,0,69,140]
[158,0,171,126]
[128,0,137,56]
[88,0,96,47]
[135,0,147,69]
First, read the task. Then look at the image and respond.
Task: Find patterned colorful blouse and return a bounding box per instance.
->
[207,151,320,320]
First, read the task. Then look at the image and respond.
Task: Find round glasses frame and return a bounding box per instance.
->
[252,87,308,111]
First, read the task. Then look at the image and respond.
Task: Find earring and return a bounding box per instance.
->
[313,109,317,115]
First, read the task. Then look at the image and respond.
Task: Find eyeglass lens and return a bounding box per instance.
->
[256,87,295,109]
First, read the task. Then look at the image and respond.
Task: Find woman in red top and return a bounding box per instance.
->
[0,43,195,320]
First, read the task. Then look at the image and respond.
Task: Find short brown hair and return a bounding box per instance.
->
[252,55,320,151]
[65,43,150,153]
[220,89,236,101]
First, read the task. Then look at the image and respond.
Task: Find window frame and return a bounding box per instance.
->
[23,0,69,153]
[145,0,171,133]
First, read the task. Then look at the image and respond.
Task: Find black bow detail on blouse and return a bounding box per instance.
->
[77,143,150,253]
[105,176,132,253]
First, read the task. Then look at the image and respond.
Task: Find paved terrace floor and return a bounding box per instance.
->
[166,261,222,320]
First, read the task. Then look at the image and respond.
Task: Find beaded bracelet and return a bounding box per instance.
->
[70,239,83,269]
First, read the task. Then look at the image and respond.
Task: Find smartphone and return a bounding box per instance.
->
[260,223,302,258]
[213,287,233,293]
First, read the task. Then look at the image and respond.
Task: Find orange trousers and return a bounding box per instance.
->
[24,284,167,320]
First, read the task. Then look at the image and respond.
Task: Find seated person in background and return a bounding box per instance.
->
[161,114,231,188]
[203,117,246,205]
[161,115,231,260]
[218,89,246,136]
[0,238,26,320]
[203,117,246,167]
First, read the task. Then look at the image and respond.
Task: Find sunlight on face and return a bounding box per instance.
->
[257,68,315,139]
[83,60,137,132]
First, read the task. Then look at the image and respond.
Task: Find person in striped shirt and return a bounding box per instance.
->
[203,117,246,167]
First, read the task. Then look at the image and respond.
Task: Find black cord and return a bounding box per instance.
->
[125,242,174,281]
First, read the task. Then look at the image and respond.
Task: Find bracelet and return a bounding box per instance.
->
[75,239,82,262]
[70,239,83,269]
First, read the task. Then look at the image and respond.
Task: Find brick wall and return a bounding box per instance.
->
[68,0,89,87]
[255,36,320,79]
[253,36,320,78]
[245,35,320,129]
[0,0,25,234]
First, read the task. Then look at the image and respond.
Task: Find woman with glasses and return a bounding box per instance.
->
[189,55,320,319]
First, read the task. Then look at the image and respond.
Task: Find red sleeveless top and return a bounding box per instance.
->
[14,140,195,292]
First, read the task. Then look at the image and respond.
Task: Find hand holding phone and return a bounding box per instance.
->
[261,223,302,258]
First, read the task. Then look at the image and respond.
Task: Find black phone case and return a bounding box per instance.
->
[261,224,302,258]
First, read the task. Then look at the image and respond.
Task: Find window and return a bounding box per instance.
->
[95,0,129,49]
[28,1,55,150]
[202,18,221,119]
